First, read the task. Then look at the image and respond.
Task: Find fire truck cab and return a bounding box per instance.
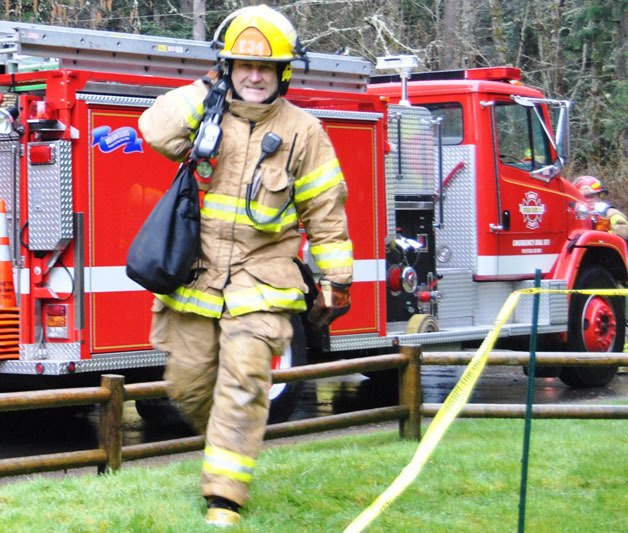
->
[363,59,626,388]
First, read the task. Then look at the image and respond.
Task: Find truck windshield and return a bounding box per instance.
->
[494,102,551,171]
[422,102,463,145]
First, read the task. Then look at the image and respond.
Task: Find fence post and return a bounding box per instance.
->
[399,345,422,441]
[99,374,125,474]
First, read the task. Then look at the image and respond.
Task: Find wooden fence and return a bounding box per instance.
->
[1,347,627,478]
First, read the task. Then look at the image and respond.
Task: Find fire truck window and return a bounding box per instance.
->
[528,106,552,168]
[495,103,551,170]
[422,103,463,145]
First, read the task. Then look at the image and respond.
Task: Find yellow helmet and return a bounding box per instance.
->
[218,5,298,62]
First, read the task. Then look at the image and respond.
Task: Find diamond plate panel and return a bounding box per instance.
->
[0,350,167,375]
[328,323,567,352]
[436,268,475,326]
[0,141,20,250]
[385,105,435,234]
[475,282,515,325]
[22,342,81,361]
[27,140,73,250]
[77,92,156,108]
[434,145,477,270]
[514,279,568,325]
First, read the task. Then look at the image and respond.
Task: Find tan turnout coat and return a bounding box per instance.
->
[139,79,353,317]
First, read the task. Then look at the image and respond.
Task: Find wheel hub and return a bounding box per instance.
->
[582,295,617,351]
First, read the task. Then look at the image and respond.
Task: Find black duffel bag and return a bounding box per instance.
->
[126,162,200,295]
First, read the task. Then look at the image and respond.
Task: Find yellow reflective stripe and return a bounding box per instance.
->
[610,214,627,226]
[225,284,306,316]
[202,193,298,233]
[294,158,343,203]
[203,445,255,484]
[156,286,223,317]
[310,241,354,269]
[176,86,205,130]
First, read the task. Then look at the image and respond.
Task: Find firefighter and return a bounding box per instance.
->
[573,175,628,240]
[138,5,352,527]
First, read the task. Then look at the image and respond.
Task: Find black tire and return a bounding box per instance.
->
[267,314,307,424]
[559,266,623,388]
[135,397,190,426]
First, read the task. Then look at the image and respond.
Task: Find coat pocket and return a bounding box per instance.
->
[250,166,293,223]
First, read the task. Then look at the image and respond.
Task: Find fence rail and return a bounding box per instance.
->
[1,348,627,478]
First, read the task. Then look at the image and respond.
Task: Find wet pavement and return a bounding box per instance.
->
[291,365,628,419]
[1,366,627,462]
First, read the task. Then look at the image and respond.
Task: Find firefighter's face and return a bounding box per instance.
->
[231,60,279,103]
[584,193,599,210]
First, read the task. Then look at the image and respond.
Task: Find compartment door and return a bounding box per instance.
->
[89,107,177,353]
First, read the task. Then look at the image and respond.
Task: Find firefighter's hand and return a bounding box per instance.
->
[308,279,351,331]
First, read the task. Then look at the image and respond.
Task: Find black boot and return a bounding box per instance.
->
[205,496,241,527]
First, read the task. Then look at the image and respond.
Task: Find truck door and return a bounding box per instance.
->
[481,99,567,279]
[88,104,176,353]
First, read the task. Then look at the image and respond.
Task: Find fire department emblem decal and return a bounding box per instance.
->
[519,191,545,230]
[92,125,143,154]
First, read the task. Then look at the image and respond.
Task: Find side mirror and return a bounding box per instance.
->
[529,164,562,182]
[554,101,571,165]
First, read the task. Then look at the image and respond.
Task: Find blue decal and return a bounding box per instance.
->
[92,125,143,154]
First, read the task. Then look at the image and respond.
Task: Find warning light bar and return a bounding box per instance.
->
[28,100,57,121]
[465,67,521,82]
[370,66,522,85]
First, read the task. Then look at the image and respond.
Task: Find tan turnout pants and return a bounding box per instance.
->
[150,299,292,506]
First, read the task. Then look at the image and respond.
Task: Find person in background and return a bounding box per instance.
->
[573,175,628,240]
[138,4,352,527]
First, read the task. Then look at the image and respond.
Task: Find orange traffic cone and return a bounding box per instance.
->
[0,199,16,308]
[0,199,19,360]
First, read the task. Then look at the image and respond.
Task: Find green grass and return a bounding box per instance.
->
[0,418,626,532]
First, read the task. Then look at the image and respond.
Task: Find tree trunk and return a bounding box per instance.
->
[488,0,508,65]
[192,0,205,41]
[616,5,627,80]
[439,0,461,69]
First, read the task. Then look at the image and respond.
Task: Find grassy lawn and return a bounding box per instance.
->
[0,418,626,532]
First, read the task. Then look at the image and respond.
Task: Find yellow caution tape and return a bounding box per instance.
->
[343,286,628,532]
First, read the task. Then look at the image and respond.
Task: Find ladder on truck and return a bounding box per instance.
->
[0,21,371,92]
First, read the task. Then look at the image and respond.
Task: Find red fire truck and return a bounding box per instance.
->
[0,23,624,423]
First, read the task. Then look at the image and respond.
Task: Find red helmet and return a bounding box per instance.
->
[573,175,608,197]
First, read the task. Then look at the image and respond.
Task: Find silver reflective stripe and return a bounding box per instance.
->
[203,446,255,483]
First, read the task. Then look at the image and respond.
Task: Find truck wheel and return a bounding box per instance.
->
[560,265,623,388]
[268,314,307,424]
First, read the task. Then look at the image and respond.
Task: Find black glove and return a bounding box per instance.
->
[308,279,351,331]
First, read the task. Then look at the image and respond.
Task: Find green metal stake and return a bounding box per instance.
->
[518,269,541,532]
